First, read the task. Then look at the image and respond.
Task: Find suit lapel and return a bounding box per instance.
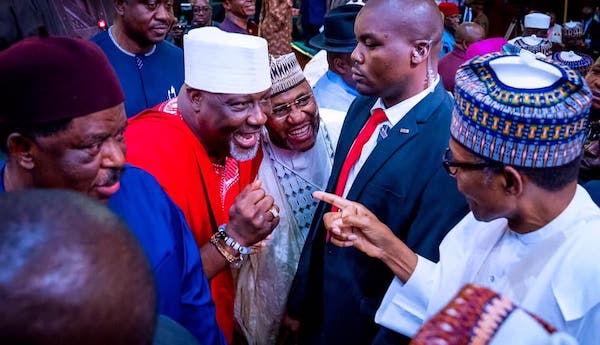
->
[347,83,449,200]
[326,97,377,193]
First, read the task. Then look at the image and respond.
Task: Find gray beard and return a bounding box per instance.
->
[229,139,259,161]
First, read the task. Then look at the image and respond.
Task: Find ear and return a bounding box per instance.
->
[222,0,232,11]
[113,0,127,16]
[410,40,431,64]
[6,133,36,170]
[332,56,350,75]
[186,88,203,112]
[501,166,524,196]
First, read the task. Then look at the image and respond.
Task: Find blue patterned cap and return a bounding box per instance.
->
[552,51,594,77]
[451,51,592,168]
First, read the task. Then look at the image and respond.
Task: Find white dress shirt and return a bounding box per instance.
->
[342,77,440,197]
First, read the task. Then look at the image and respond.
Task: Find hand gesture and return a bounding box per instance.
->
[314,191,396,259]
[227,180,279,247]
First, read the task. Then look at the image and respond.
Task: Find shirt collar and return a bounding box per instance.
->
[108,26,157,57]
[370,76,440,127]
[325,70,360,97]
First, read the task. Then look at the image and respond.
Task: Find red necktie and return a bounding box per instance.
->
[332,108,387,212]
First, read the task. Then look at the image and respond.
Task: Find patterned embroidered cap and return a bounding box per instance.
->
[563,21,584,40]
[451,51,592,168]
[553,51,594,77]
[270,53,306,96]
[410,284,559,345]
[510,35,552,56]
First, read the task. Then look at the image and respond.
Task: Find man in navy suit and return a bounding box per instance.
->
[279,0,469,344]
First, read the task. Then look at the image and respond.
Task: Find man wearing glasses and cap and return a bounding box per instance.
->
[316,51,600,344]
[235,53,336,345]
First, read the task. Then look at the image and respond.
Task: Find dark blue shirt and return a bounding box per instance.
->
[91,29,184,117]
[0,162,225,345]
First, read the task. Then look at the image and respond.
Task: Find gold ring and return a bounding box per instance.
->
[268,207,279,218]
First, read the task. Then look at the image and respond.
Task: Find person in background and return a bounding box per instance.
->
[582,6,600,59]
[509,12,553,56]
[219,0,258,35]
[583,57,600,205]
[438,22,485,91]
[439,2,461,57]
[170,0,219,48]
[91,0,183,118]
[547,11,562,46]
[562,21,588,54]
[471,0,488,38]
[259,0,293,55]
[0,190,157,345]
[310,4,362,113]
[124,27,278,343]
[281,1,469,344]
[0,0,114,50]
[0,35,224,344]
[317,51,600,344]
[235,53,335,345]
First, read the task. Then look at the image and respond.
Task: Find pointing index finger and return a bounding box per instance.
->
[313,191,354,209]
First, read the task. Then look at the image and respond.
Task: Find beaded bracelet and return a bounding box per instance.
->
[209,234,243,267]
[216,224,252,255]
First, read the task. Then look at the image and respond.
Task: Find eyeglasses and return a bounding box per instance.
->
[442,148,503,176]
[193,6,211,13]
[271,93,313,119]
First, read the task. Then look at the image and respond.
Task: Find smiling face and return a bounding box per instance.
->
[117,0,175,46]
[192,88,271,161]
[223,0,256,19]
[266,81,319,152]
[26,104,128,202]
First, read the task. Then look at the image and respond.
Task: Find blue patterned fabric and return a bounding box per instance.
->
[451,52,592,168]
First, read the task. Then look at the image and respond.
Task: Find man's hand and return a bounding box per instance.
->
[227,180,279,247]
[314,191,418,283]
[314,191,395,259]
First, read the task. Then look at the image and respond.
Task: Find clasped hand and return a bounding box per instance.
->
[227,180,279,248]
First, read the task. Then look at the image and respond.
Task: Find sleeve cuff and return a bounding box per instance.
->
[375,255,437,337]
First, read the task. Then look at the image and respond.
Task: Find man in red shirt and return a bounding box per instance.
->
[125,27,278,342]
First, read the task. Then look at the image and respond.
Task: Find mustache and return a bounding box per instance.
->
[97,168,124,187]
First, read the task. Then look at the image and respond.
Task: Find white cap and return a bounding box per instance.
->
[183,27,271,94]
[524,12,551,29]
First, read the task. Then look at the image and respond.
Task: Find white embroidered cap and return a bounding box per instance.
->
[183,27,271,94]
[524,13,551,29]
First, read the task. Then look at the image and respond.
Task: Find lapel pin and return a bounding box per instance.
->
[399,128,410,134]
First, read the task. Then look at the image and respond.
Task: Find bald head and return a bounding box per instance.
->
[352,0,445,105]
[364,0,443,44]
[454,22,485,50]
[0,190,157,345]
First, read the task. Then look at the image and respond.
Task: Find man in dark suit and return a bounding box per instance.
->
[279,0,469,344]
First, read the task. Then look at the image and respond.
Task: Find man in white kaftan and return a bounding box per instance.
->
[234,53,335,345]
[376,185,600,341]
[313,51,600,344]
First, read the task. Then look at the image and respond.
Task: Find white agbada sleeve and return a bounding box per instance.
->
[374,255,440,337]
